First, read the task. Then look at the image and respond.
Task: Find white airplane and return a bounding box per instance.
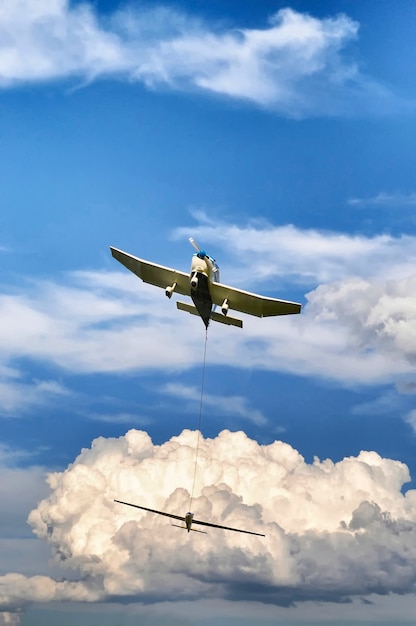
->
[110,238,301,329]
[114,499,265,536]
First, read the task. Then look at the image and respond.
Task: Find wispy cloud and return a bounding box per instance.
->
[162,383,267,426]
[0,372,69,416]
[0,1,407,116]
[405,410,416,433]
[348,192,416,208]
[174,216,416,286]
[351,391,403,416]
[86,411,152,426]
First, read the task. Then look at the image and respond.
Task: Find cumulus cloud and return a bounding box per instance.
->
[0,428,410,616]
[0,1,403,116]
[306,275,416,365]
[0,574,99,616]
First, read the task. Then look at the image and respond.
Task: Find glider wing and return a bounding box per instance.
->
[110,247,191,297]
[192,517,265,537]
[115,500,265,536]
[114,499,185,523]
[210,281,301,318]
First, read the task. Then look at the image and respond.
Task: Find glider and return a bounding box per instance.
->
[110,238,301,329]
[114,499,265,536]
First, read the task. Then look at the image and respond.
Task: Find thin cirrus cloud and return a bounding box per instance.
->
[0,1,404,116]
[0,427,412,622]
[348,191,416,208]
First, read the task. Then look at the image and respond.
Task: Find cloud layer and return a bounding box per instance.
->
[2,222,416,417]
[0,1,402,115]
[0,427,414,618]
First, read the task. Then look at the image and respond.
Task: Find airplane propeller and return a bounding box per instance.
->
[189,237,200,253]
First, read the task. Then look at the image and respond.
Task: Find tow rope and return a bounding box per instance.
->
[189,328,208,511]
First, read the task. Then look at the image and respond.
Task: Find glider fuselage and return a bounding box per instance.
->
[185,511,194,532]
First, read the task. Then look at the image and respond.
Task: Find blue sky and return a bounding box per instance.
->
[1,0,416,624]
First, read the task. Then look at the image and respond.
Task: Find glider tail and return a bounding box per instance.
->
[171,524,207,534]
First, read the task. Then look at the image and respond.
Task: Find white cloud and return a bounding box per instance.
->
[2,427,412,617]
[0,0,127,86]
[0,1,403,116]
[132,7,361,115]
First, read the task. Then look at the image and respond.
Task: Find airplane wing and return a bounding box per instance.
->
[193,517,265,537]
[114,499,184,523]
[210,281,301,318]
[110,247,191,297]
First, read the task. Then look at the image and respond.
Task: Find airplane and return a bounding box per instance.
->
[110,238,301,329]
[114,499,265,536]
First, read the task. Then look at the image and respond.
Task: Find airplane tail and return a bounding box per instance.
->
[176,301,243,328]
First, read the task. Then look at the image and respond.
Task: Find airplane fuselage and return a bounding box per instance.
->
[190,254,220,328]
[110,244,301,331]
